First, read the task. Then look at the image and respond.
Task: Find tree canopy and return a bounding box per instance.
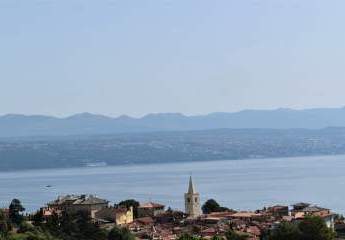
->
[9,199,25,226]
[202,199,229,214]
[268,216,335,240]
[225,230,248,240]
[177,233,203,240]
[298,216,335,240]
[268,221,301,240]
[108,226,135,240]
[0,209,11,238]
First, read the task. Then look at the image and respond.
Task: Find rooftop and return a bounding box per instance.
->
[293,202,311,207]
[301,206,329,212]
[138,202,165,209]
[49,194,108,206]
[231,211,262,218]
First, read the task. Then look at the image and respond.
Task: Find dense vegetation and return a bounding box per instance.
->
[0,199,135,240]
[267,216,335,240]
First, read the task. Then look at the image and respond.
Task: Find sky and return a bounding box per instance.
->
[1,0,345,117]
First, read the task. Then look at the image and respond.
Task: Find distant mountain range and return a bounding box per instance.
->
[2,107,345,137]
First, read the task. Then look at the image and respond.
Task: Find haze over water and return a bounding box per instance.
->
[1,155,344,213]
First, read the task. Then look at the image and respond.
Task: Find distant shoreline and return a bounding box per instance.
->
[0,153,343,174]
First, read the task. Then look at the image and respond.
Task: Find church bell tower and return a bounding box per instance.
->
[184,176,201,218]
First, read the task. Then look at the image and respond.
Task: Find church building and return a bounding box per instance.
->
[184,176,202,218]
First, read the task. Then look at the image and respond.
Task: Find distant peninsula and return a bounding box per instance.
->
[2,127,345,171]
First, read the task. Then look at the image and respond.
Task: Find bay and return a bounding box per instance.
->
[0,155,344,214]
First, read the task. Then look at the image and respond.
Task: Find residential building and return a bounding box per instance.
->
[292,202,311,211]
[292,205,335,230]
[48,194,108,218]
[137,202,165,217]
[267,205,289,217]
[94,206,133,225]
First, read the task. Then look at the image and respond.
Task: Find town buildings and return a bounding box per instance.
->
[39,177,340,240]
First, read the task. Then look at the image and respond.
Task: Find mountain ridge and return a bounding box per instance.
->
[2,107,345,137]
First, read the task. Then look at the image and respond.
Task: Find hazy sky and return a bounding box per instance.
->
[1,0,345,117]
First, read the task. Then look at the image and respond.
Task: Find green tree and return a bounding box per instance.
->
[43,211,107,240]
[44,212,59,235]
[108,227,135,240]
[267,216,335,240]
[225,230,248,240]
[9,199,25,226]
[0,209,11,238]
[202,199,228,214]
[18,222,36,234]
[31,210,44,227]
[268,221,301,240]
[298,216,335,240]
[177,233,202,240]
[211,235,223,240]
[202,199,220,214]
[60,211,106,240]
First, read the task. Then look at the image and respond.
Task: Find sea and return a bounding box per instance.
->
[1,155,345,214]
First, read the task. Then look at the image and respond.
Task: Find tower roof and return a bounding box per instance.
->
[188,176,196,194]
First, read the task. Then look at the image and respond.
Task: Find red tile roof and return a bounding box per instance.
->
[138,202,165,209]
[135,217,155,225]
[231,211,262,218]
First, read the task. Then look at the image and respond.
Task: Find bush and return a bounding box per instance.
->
[177,233,203,240]
[9,199,25,226]
[225,230,248,240]
[268,221,300,240]
[108,227,135,240]
[202,199,229,214]
[268,216,336,240]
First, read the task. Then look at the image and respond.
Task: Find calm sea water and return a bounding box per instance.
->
[1,155,345,214]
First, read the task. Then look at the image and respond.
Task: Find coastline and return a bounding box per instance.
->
[0,153,343,174]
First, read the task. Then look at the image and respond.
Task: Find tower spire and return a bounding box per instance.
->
[188,176,196,193]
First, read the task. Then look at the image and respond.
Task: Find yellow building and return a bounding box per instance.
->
[95,206,133,225]
[115,206,134,225]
